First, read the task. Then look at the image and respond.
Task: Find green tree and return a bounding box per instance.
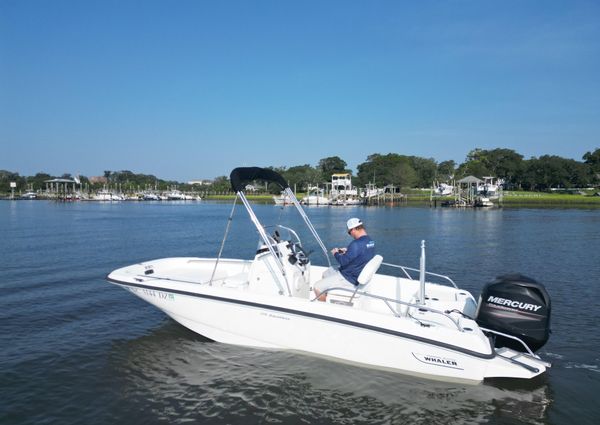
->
[437,160,456,181]
[583,148,600,171]
[583,148,600,184]
[456,160,490,179]
[282,165,320,191]
[458,148,524,186]
[0,170,25,193]
[408,156,437,187]
[356,154,418,188]
[318,156,347,182]
[482,148,524,181]
[28,172,53,191]
[211,176,231,192]
[521,155,590,190]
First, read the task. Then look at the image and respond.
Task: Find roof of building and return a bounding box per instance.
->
[44,178,75,183]
[456,175,483,184]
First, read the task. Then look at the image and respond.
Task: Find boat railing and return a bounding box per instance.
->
[479,327,538,357]
[317,287,465,332]
[381,262,458,288]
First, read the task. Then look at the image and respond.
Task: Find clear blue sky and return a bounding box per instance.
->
[1,0,599,181]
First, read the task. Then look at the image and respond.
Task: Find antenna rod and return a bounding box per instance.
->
[419,240,426,305]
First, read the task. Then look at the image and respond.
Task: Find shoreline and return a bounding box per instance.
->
[3,194,600,208]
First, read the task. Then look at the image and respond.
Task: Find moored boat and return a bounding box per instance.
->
[302,186,331,205]
[93,189,124,201]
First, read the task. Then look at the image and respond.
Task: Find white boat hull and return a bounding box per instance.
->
[108,257,548,383]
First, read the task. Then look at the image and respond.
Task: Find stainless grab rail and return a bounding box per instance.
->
[479,327,537,357]
[381,262,458,288]
[315,286,465,332]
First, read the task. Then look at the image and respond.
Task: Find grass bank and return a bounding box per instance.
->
[204,191,600,207]
[502,191,600,206]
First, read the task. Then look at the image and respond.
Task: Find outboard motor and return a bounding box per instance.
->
[476,274,551,353]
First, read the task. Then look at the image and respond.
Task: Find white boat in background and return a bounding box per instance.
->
[477,177,503,199]
[302,186,331,205]
[142,192,161,201]
[435,183,454,196]
[181,193,201,201]
[332,197,363,206]
[21,191,37,199]
[362,183,385,200]
[474,196,494,208]
[166,190,184,200]
[108,167,551,383]
[166,189,200,201]
[273,192,292,205]
[93,189,124,201]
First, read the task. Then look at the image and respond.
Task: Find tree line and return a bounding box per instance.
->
[264,147,600,192]
[2,147,599,194]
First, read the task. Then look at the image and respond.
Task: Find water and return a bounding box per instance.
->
[1,201,599,424]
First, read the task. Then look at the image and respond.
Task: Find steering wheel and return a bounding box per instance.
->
[272,230,281,242]
[291,242,312,266]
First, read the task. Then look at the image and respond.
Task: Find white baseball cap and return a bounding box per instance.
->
[346,218,363,231]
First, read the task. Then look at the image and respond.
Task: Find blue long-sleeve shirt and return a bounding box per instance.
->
[334,235,375,285]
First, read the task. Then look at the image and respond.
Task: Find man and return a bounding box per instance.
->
[314,217,375,302]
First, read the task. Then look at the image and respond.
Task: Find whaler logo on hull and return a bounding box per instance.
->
[412,353,463,370]
[486,296,542,313]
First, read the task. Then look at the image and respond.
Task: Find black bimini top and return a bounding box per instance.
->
[230,167,289,192]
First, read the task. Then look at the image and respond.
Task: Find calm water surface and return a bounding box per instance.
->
[1,201,599,424]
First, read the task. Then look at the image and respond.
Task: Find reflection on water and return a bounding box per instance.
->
[107,321,552,424]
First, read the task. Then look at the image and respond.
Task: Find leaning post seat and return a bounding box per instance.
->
[328,255,383,306]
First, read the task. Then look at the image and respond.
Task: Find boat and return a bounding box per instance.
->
[273,192,292,205]
[166,189,185,200]
[21,191,37,199]
[142,192,161,201]
[181,193,201,201]
[474,196,494,208]
[164,187,199,200]
[331,197,363,206]
[362,183,385,200]
[477,177,503,199]
[92,189,124,201]
[107,167,551,383]
[302,186,331,205]
[435,183,454,196]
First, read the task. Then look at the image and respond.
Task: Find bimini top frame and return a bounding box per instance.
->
[229,167,332,294]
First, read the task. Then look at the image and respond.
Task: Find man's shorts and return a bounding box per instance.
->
[313,267,356,293]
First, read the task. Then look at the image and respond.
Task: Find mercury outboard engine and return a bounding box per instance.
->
[476,274,551,353]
